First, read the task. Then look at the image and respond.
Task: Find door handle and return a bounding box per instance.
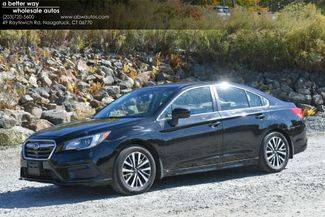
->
[255,113,266,120]
[209,121,221,128]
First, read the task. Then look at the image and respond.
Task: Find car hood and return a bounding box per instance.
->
[28,117,142,142]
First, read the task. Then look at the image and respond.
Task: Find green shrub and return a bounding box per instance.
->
[0,3,324,71]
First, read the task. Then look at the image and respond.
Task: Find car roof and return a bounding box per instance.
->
[145,81,281,104]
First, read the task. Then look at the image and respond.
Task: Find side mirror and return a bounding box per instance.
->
[168,108,190,126]
[172,108,190,119]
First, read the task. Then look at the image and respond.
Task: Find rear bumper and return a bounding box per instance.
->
[291,125,308,156]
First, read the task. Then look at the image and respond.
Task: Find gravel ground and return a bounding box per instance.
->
[0,133,324,217]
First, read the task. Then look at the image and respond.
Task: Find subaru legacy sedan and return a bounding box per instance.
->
[20,82,307,195]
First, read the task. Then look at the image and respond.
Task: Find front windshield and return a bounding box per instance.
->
[94,87,177,119]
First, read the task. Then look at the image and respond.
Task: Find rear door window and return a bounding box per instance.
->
[216,86,249,111]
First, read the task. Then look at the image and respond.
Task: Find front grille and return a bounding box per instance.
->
[24,140,56,160]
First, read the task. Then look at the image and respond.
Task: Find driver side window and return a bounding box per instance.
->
[162,86,214,119]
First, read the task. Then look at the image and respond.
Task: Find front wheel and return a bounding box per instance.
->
[259,132,289,173]
[112,146,156,195]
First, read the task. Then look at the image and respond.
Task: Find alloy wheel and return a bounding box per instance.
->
[121,151,152,189]
[265,136,287,169]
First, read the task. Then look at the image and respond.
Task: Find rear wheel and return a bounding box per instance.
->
[112,146,156,195]
[259,132,289,173]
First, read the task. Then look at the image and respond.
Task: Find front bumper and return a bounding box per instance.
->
[20,141,116,186]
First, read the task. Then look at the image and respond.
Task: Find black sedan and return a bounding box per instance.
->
[20,82,307,195]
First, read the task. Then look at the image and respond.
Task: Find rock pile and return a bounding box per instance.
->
[0,46,324,146]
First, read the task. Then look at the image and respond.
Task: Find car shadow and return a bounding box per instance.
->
[153,166,267,191]
[0,166,267,209]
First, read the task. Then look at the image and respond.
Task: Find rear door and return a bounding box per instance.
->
[214,84,269,163]
[157,86,223,171]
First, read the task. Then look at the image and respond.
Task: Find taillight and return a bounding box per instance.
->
[290,108,304,119]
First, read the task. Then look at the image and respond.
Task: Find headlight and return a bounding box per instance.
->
[63,131,111,150]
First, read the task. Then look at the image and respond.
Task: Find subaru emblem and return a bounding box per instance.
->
[28,143,40,150]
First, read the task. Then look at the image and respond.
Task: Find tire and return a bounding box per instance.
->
[112,146,156,195]
[259,132,290,173]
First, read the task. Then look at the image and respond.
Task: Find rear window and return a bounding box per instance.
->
[247,91,262,107]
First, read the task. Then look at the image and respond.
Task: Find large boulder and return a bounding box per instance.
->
[0,109,35,128]
[64,101,96,120]
[41,109,71,125]
[0,126,34,146]
[0,112,19,129]
[28,119,53,131]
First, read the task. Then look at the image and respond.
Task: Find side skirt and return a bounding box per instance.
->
[163,158,258,178]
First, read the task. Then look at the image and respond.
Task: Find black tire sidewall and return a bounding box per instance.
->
[113,146,156,195]
[260,132,289,172]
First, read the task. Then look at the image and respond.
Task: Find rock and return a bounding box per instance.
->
[39,71,52,87]
[28,119,53,131]
[44,103,63,110]
[77,59,89,73]
[319,87,325,100]
[103,75,115,85]
[297,88,311,95]
[313,94,324,105]
[77,81,90,89]
[0,113,19,129]
[19,95,33,104]
[281,84,293,93]
[156,73,167,82]
[104,86,120,96]
[100,66,115,77]
[63,101,95,120]
[101,60,112,67]
[119,75,134,89]
[145,80,157,86]
[316,105,325,112]
[41,109,71,125]
[28,74,38,87]
[20,112,36,129]
[135,71,151,86]
[86,74,96,81]
[27,107,43,119]
[288,92,311,104]
[59,75,73,85]
[33,87,50,98]
[121,89,133,94]
[90,99,102,109]
[101,96,114,105]
[0,126,34,146]
[46,59,56,66]
[2,109,35,128]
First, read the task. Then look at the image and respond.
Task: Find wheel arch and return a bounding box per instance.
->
[115,139,164,179]
[262,128,293,159]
